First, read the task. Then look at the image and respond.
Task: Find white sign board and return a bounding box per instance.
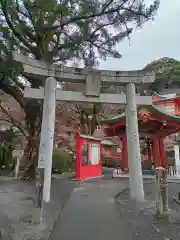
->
[113,168,122,177]
[117,148,121,153]
[38,155,46,169]
[174,145,180,176]
[13,150,24,157]
[89,144,100,165]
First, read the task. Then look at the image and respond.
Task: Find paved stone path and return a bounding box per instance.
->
[49,179,128,240]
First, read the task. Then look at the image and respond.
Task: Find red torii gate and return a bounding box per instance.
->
[101,105,180,171]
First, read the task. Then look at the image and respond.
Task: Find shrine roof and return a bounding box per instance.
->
[80,134,118,146]
[152,92,177,101]
[101,105,180,125]
[101,113,125,124]
[80,134,102,142]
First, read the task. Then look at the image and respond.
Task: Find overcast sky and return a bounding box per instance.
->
[99,0,180,71]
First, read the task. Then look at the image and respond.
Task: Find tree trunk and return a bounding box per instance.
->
[20,134,38,180]
[20,101,42,180]
[79,104,100,135]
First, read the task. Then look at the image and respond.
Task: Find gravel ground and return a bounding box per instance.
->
[116,180,180,240]
[0,177,76,240]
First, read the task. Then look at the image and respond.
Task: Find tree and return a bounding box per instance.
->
[0,126,21,172]
[144,57,180,93]
[0,0,159,178]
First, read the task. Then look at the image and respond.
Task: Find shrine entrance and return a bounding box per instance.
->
[13,53,155,203]
[101,105,180,172]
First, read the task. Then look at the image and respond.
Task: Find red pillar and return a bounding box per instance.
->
[121,136,128,170]
[159,136,167,168]
[152,138,161,168]
[75,135,81,179]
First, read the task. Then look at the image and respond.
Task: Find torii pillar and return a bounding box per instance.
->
[38,77,56,202]
[126,82,144,201]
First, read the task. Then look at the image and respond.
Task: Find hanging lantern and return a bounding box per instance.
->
[163,121,167,126]
[139,108,151,122]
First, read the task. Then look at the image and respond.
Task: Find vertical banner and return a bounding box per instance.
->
[174,145,180,176]
[89,144,100,165]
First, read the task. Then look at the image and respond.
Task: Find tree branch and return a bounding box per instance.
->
[61,1,152,28]
[0,81,25,110]
[1,0,40,57]
[0,103,28,138]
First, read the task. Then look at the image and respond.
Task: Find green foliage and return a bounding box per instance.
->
[141,160,152,170]
[102,153,120,168]
[166,150,175,158]
[144,57,180,93]
[0,0,159,65]
[0,0,160,129]
[167,150,175,166]
[0,127,20,171]
[52,148,74,172]
[101,153,107,166]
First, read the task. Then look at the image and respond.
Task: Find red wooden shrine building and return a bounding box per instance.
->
[101,105,180,171]
[152,93,180,115]
[75,135,102,180]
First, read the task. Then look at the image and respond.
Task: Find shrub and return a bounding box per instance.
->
[166,150,174,158]
[142,160,152,170]
[102,153,121,168]
[52,148,74,172]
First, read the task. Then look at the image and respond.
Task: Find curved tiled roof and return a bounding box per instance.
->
[101,105,180,125]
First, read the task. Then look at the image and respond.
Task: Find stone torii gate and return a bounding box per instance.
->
[13,54,155,203]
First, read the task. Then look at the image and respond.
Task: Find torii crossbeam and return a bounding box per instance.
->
[13,53,155,205]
